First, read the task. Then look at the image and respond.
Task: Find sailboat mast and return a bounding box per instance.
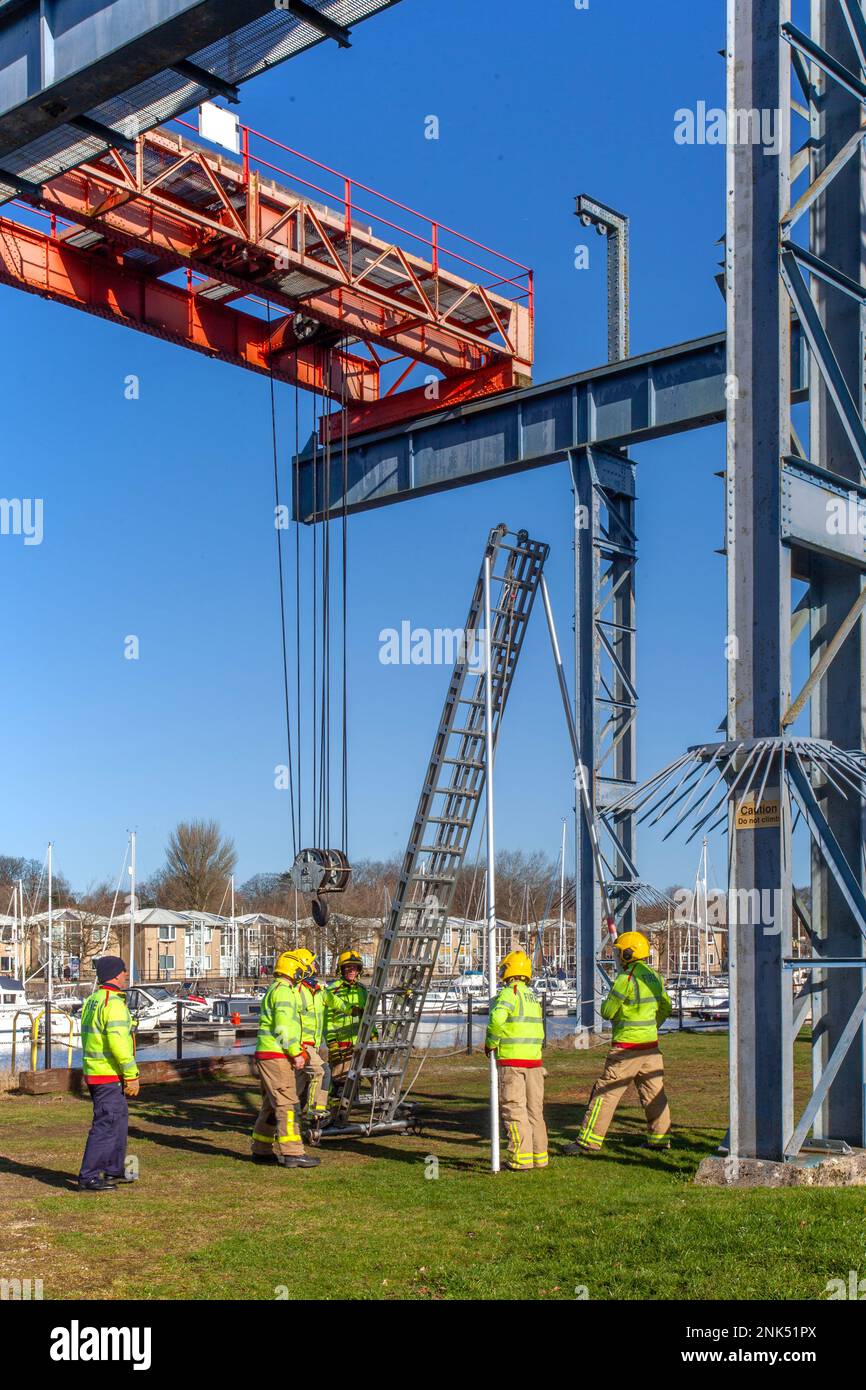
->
[129,831,137,984]
[46,841,53,1004]
[558,817,566,971]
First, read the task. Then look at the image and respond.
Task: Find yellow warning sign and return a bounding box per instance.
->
[735,793,781,830]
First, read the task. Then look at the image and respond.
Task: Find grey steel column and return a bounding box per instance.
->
[572,451,600,1030]
[808,0,866,1148]
[726,0,794,1159]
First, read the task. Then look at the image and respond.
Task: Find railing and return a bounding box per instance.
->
[173,116,534,313]
[29,1009,76,1070]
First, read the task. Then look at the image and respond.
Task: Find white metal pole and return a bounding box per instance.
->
[558,817,566,970]
[12,883,18,980]
[483,553,500,1174]
[18,878,25,983]
[129,831,137,983]
[46,842,53,1003]
[230,874,236,995]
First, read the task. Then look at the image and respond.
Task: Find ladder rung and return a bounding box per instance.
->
[426,816,472,827]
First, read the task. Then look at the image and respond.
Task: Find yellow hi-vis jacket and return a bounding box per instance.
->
[298,980,326,1048]
[601,961,672,1046]
[485,981,544,1066]
[81,985,139,1083]
[324,979,372,1054]
[255,979,303,1060]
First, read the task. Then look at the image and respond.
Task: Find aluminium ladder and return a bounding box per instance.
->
[332,524,549,1132]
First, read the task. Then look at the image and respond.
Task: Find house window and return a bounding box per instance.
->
[158,926,176,941]
[158,954,175,971]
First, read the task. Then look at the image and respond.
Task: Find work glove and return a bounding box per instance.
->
[484,1045,494,1058]
[123,1078,140,1098]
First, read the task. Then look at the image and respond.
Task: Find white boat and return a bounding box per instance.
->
[423,986,478,1014]
[0,977,37,1037]
[125,985,210,1028]
[0,977,82,1041]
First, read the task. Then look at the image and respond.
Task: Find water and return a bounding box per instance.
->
[0,1015,725,1072]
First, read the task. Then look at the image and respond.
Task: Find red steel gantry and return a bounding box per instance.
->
[0,116,533,435]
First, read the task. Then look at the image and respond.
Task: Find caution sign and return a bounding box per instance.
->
[735,792,781,830]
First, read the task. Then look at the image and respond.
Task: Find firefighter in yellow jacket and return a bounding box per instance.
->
[287,947,330,1136]
[251,952,321,1168]
[323,949,371,1108]
[485,951,548,1171]
[564,931,672,1156]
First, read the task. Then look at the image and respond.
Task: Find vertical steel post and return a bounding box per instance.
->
[572,451,600,1031]
[808,0,866,1148]
[726,0,793,1159]
[483,553,501,1172]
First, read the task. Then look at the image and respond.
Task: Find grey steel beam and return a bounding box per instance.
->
[782,456,866,565]
[575,195,630,362]
[725,0,793,1161]
[807,0,866,1151]
[296,330,811,522]
[0,1,402,198]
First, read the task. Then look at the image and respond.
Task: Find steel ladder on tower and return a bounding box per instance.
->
[330,524,550,1134]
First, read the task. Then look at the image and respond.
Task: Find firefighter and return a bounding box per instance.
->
[564,930,673,1157]
[323,949,370,1108]
[78,956,140,1193]
[288,947,330,1135]
[251,951,321,1168]
[485,950,548,1171]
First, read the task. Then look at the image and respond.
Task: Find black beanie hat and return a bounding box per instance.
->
[96,955,127,984]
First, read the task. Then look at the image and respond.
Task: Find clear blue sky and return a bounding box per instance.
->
[1,0,737,898]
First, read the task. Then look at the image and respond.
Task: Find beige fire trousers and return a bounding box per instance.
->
[251,1057,305,1157]
[578,1045,671,1150]
[499,1065,548,1170]
[296,1045,329,1118]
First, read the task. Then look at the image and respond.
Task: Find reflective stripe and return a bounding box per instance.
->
[251,1129,274,1143]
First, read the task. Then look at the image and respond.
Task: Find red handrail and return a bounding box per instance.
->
[173,116,533,300]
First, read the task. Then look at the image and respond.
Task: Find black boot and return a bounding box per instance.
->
[79,1176,117,1192]
[277,1153,321,1169]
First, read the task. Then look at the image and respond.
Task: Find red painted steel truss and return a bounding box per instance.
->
[0,119,534,435]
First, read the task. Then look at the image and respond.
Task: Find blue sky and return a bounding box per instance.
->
[1,0,736,898]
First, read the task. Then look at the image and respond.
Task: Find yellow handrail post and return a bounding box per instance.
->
[30,1011,43,1071]
[10,1009,33,1073]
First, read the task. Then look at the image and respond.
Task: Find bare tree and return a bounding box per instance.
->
[158,820,237,911]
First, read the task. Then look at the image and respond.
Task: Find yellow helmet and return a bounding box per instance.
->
[614,931,650,964]
[337,949,363,975]
[274,951,305,980]
[289,947,318,976]
[499,950,533,982]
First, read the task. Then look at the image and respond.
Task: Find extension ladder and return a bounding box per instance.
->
[333,524,549,1131]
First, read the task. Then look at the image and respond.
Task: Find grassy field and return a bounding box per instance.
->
[0,1033,862,1301]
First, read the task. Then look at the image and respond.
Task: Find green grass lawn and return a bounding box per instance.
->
[0,1033,862,1301]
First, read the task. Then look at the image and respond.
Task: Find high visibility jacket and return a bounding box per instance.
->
[485,981,544,1067]
[255,979,303,1059]
[324,980,370,1051]
[601,961,672,1046]
[81,985,139,1084]
[298,980,326,1048]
